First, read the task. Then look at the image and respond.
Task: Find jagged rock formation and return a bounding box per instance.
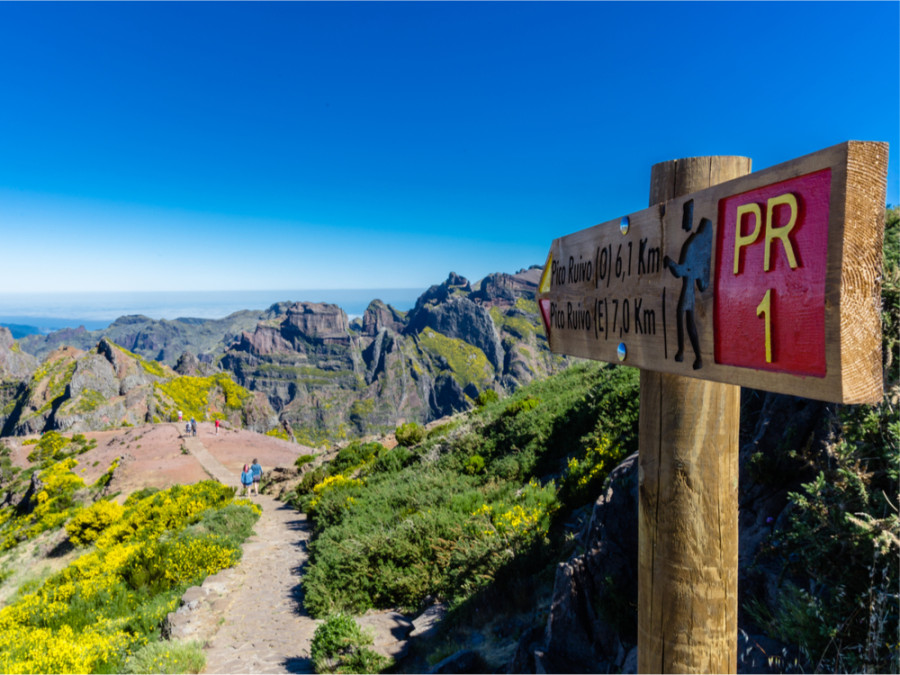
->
[9,266,559,443]
[219,268,559,443]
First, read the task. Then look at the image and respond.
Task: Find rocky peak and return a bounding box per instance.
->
[413,272,473,311]
[471,270,538,305]
[174,351,202,376]
[98,337,128,378]
[360,300,405,337]
[282,303,350,346]
[406,294,504,371]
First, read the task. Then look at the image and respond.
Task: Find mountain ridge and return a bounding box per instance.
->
[3,267,560,443]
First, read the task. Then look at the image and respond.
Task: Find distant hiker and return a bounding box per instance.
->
[250,459,262,495]
[191,418,197,437]
[185,421,191,435]
[215,418,221,435]
[178,410,183,422]
[240,464,253,496]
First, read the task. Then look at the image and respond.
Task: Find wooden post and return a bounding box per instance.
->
[638,156,751,673]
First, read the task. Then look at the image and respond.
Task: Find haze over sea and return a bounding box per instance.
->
[0,289,425,334]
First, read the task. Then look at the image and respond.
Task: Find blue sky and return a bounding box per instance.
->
[0,1,896,293]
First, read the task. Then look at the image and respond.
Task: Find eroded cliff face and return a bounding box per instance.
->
[217,268,562,444]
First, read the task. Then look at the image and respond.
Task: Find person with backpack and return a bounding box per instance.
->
[250,458,263,495]
[240,464,254,496]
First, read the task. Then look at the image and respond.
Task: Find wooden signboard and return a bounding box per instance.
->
[536,141,889,404]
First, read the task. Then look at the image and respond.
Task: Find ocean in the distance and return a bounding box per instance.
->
[0,289,426,334]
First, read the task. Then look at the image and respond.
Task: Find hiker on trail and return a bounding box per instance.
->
[191,418,197,437]
[178,410,183,422]
[240,464,254,496]
[250,458,262,495]
[185,421,191,435]
[215,418,220,435]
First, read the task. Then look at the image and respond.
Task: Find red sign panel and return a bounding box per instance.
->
[714,169,830,377]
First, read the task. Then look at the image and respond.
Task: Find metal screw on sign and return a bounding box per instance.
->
[617,343,627,361]
[620,216,630,235]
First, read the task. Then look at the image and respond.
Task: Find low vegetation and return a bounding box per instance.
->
[310,613,391,674]
[290,361,640,621]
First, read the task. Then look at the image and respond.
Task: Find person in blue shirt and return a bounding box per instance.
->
[250,459,263,495]
[240,464,253,496]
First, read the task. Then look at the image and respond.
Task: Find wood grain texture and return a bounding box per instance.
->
[638,156,747,674]
[539,142,887,403]
[839,142,888,402]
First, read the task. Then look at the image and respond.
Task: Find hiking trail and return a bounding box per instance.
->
[174,429,412,674]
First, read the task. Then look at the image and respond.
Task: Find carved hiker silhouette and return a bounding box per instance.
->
[664,200,711,370]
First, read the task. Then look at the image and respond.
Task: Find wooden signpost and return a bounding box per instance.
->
[536,141,888,673]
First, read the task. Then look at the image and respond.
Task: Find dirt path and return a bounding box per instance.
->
[202,494,317,674]
[181,434,237,486]
[172,435,413,674]
[174,436,317,673]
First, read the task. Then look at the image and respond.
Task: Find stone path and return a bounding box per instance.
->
[202,494,317,674]
[171,434,415,674]
[174,434,318,673]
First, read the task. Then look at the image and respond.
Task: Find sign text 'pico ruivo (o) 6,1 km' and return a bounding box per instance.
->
[536,141,889,404]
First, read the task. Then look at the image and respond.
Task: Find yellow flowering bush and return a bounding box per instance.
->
[560,432,624,506]
[469,480,557,545]
[304,474,365,527]
[1,458,86,550]
[160,536,238,584]
[308,474,363,511]
[26,431,70,464]
[96,481,232,549]
[0,623,135,674]
[154,373,252,422]
[0,480,258,673]
[66,500,126,547]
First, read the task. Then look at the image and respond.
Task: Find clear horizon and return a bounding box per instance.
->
[0,2,896,294]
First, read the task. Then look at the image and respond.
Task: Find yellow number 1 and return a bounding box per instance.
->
[756,288,773,363]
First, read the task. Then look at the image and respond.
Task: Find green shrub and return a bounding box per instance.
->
[26,431,70,465]
[310,613,389,674]
[195,501,259,548]
[463,454,485,475]
[124,487,160,506]
[124,639,206,674]
[476,389,499,408]
[395,422,425,447]
[295,454,317,469]
[330,442,384,475]
[371,446,412,475]
[299,361,641,620]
